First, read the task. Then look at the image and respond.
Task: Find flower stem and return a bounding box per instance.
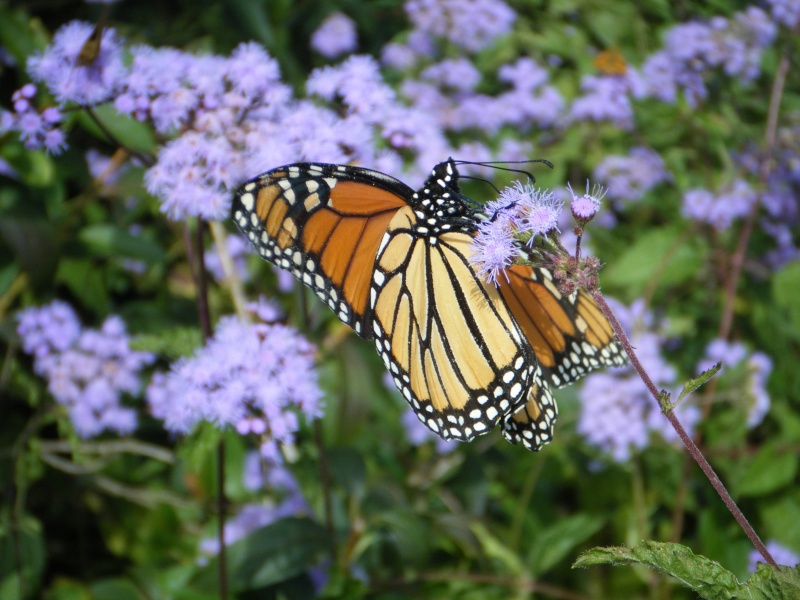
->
[588,289,777,568]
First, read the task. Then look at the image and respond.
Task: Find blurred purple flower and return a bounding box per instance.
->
[748,540,799,572]
[2,86,67,154]
[17,302,154,438]
[594,147,671,202]
[570,74,640,129]
[421,58,481,92]
[698,339,772,427]
[204,233,252,284]
[682,179,757,231]
[311,12,358,59]
[577,299,699,463]
[641,8,775,107]
[146,301,323,458]
[27,20,127,105]
[405,0,515,53]
[767,0,800,28]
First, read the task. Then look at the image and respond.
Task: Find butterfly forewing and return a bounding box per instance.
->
[232,163,411,338]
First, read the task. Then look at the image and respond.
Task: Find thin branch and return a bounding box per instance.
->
[589,289,777,568]
[209,220,248,320]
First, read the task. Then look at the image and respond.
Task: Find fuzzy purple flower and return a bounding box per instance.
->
[594,147,671,202]
[3,86,67,154]
[146,301,323,460]
[570,74,641,130]
[470,209,519,286]
[311,12,358,59]
[577,299,700,463]
[27,20,127,106]
[682,179,757,231]
[17,302,154,438]
[566,181,606,224]
[405,0,516,53]
[767,0,800,28]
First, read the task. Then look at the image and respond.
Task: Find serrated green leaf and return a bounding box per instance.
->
[677,363,721,405]
[574,541,740,599]
[79,225,165,264]
[740,564,800,600]
[527,513,605,577]
[735,442,798,497]
[190,518,330,593]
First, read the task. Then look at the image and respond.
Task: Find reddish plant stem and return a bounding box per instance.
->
[588,289,777,568]
[185,220,228,599]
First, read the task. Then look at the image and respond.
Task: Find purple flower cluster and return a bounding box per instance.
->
[698,339,772,427]
[748,540,799,571]
[310,12,358,59]
[640,8,776,106]
[1,84,66,154]
[682,179,757,231]
[405,0,516,53]
[17,301,154,438]
[569,73,644,130]
[766,0,800,28]
[470,182,563,285]
[27,20,127,106]
[146,300,322,461]
[577,299,700,463]
[593,147,671,202]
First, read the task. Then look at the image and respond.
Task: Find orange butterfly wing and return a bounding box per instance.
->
[232,163,410,338]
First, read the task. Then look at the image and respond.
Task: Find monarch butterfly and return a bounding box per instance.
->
[232,160,625,450]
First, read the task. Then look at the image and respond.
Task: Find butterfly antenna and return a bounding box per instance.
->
[453,159,554,184]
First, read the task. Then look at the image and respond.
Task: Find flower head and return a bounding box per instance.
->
[567,180,606,224]
[311,13,358,59]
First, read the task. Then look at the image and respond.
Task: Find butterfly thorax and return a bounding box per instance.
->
[409,160,476,237]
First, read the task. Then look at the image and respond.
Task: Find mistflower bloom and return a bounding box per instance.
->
[509,183,562,240]
[470,210,519,285]
[698,339,772,427]
[577,299,700,463]
[307,55,396,117]
[567,180,606,224]
[767,0,800,28]
[146,302,323,461]
[405,0,516,53]
[310,12,358,59]
[593,147,671,202]
[682,179,757,231]
[421,58,482,92]
[570,74,641,130]
[3,86,67,154]
[27,20,127,105]
[748,540,799,572]
[17,302,154,438]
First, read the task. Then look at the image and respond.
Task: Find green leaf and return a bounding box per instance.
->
[735,442,798,497]
[676,363,722,405]
[79,225,165,264]
[76,105,157,155]
[603,226,704,296]
[772,262,800,342]
[526,514,605,577]
[191,518,330,593]
[328,447,366,497]
[574,541,740,599]
[130,327,203,359]
[0,516,46,594]
[0,217,59,289]
[740,564,800,600]
[89,579,144,600]
[55,258,109,314]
